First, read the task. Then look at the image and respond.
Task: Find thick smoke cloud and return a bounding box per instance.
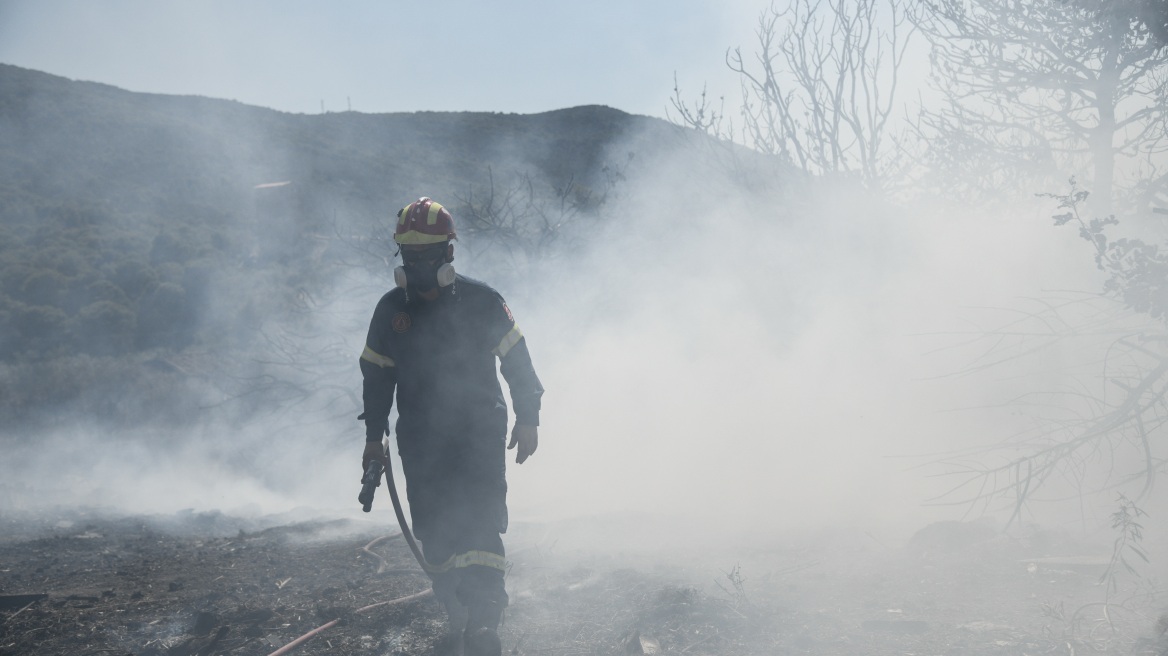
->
[500,134,1116,549]
[0,88,1151,554]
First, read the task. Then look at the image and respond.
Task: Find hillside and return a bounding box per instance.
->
[0,63,679,222]
[0,63,715,431]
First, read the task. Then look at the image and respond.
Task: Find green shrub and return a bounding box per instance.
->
[18,269,67,305]
[71,300,136,355]
[13,304,66,342]
[108,260,157,301]
[136,281,195,348]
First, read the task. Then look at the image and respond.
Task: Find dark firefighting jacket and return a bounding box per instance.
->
[359,275,543,442]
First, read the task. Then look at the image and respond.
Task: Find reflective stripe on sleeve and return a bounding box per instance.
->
[425,550,507,574]
[491,325,523,358]
[361,345,395,368]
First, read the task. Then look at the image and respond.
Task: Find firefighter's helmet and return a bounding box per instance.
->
[394,197,456,245]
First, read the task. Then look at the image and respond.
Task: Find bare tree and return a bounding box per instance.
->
[669,74,730,140]
[933,182,1168,522]
[914,0,1168,215]
[454,164,624,282]
[710,0,917,194]
[933,314,1168,524]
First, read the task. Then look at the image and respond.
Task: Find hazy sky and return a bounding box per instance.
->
[0,0,762,117]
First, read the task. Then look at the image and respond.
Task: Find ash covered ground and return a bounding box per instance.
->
[1,510,1166,656]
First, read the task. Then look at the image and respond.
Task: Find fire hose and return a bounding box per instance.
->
[359,443,435,573]
[265,447,434,656]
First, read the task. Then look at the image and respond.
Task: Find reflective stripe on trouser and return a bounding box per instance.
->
[423,536,509,611]
[426,549,507,574]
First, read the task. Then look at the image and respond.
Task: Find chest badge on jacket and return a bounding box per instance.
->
[391,312,412,333]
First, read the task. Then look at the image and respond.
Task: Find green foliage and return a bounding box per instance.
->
[136,282,194,349]
[107,260,158,301]
[12,304,67,346]
[0,354,208,428]
[71,300,136,356]
[1101,493,1149,595]
[1044,178,1168,321]
[84,279,132,307]
[18,269,68,306]
[1061,0,1168,46]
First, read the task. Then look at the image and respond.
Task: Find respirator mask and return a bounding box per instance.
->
[394,243,455,293]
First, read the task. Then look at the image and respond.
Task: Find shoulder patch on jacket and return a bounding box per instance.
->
[392,312,411,333]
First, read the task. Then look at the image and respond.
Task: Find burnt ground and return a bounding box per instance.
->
[1,511,1167,656]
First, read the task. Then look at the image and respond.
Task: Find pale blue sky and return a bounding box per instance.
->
[0,0,762,117]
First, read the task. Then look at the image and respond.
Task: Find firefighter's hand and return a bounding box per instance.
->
[362,440,389,477]
[508,424,538,464]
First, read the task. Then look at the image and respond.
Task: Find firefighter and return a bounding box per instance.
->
[359,197,543,656]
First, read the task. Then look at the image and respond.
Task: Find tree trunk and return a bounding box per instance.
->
[1090,52,1119,218]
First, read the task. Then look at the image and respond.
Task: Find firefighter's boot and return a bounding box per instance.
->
[442,598,469,636]
[434,597,468,655]
[462,599,502,656]
[433,574,468,640]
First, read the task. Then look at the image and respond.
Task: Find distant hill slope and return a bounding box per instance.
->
[0,63,684,230]
[0,63,735,429]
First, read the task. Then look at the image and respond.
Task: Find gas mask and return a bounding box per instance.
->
[395,244,455,293]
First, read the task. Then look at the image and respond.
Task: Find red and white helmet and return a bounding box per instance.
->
[394,197,456,245]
